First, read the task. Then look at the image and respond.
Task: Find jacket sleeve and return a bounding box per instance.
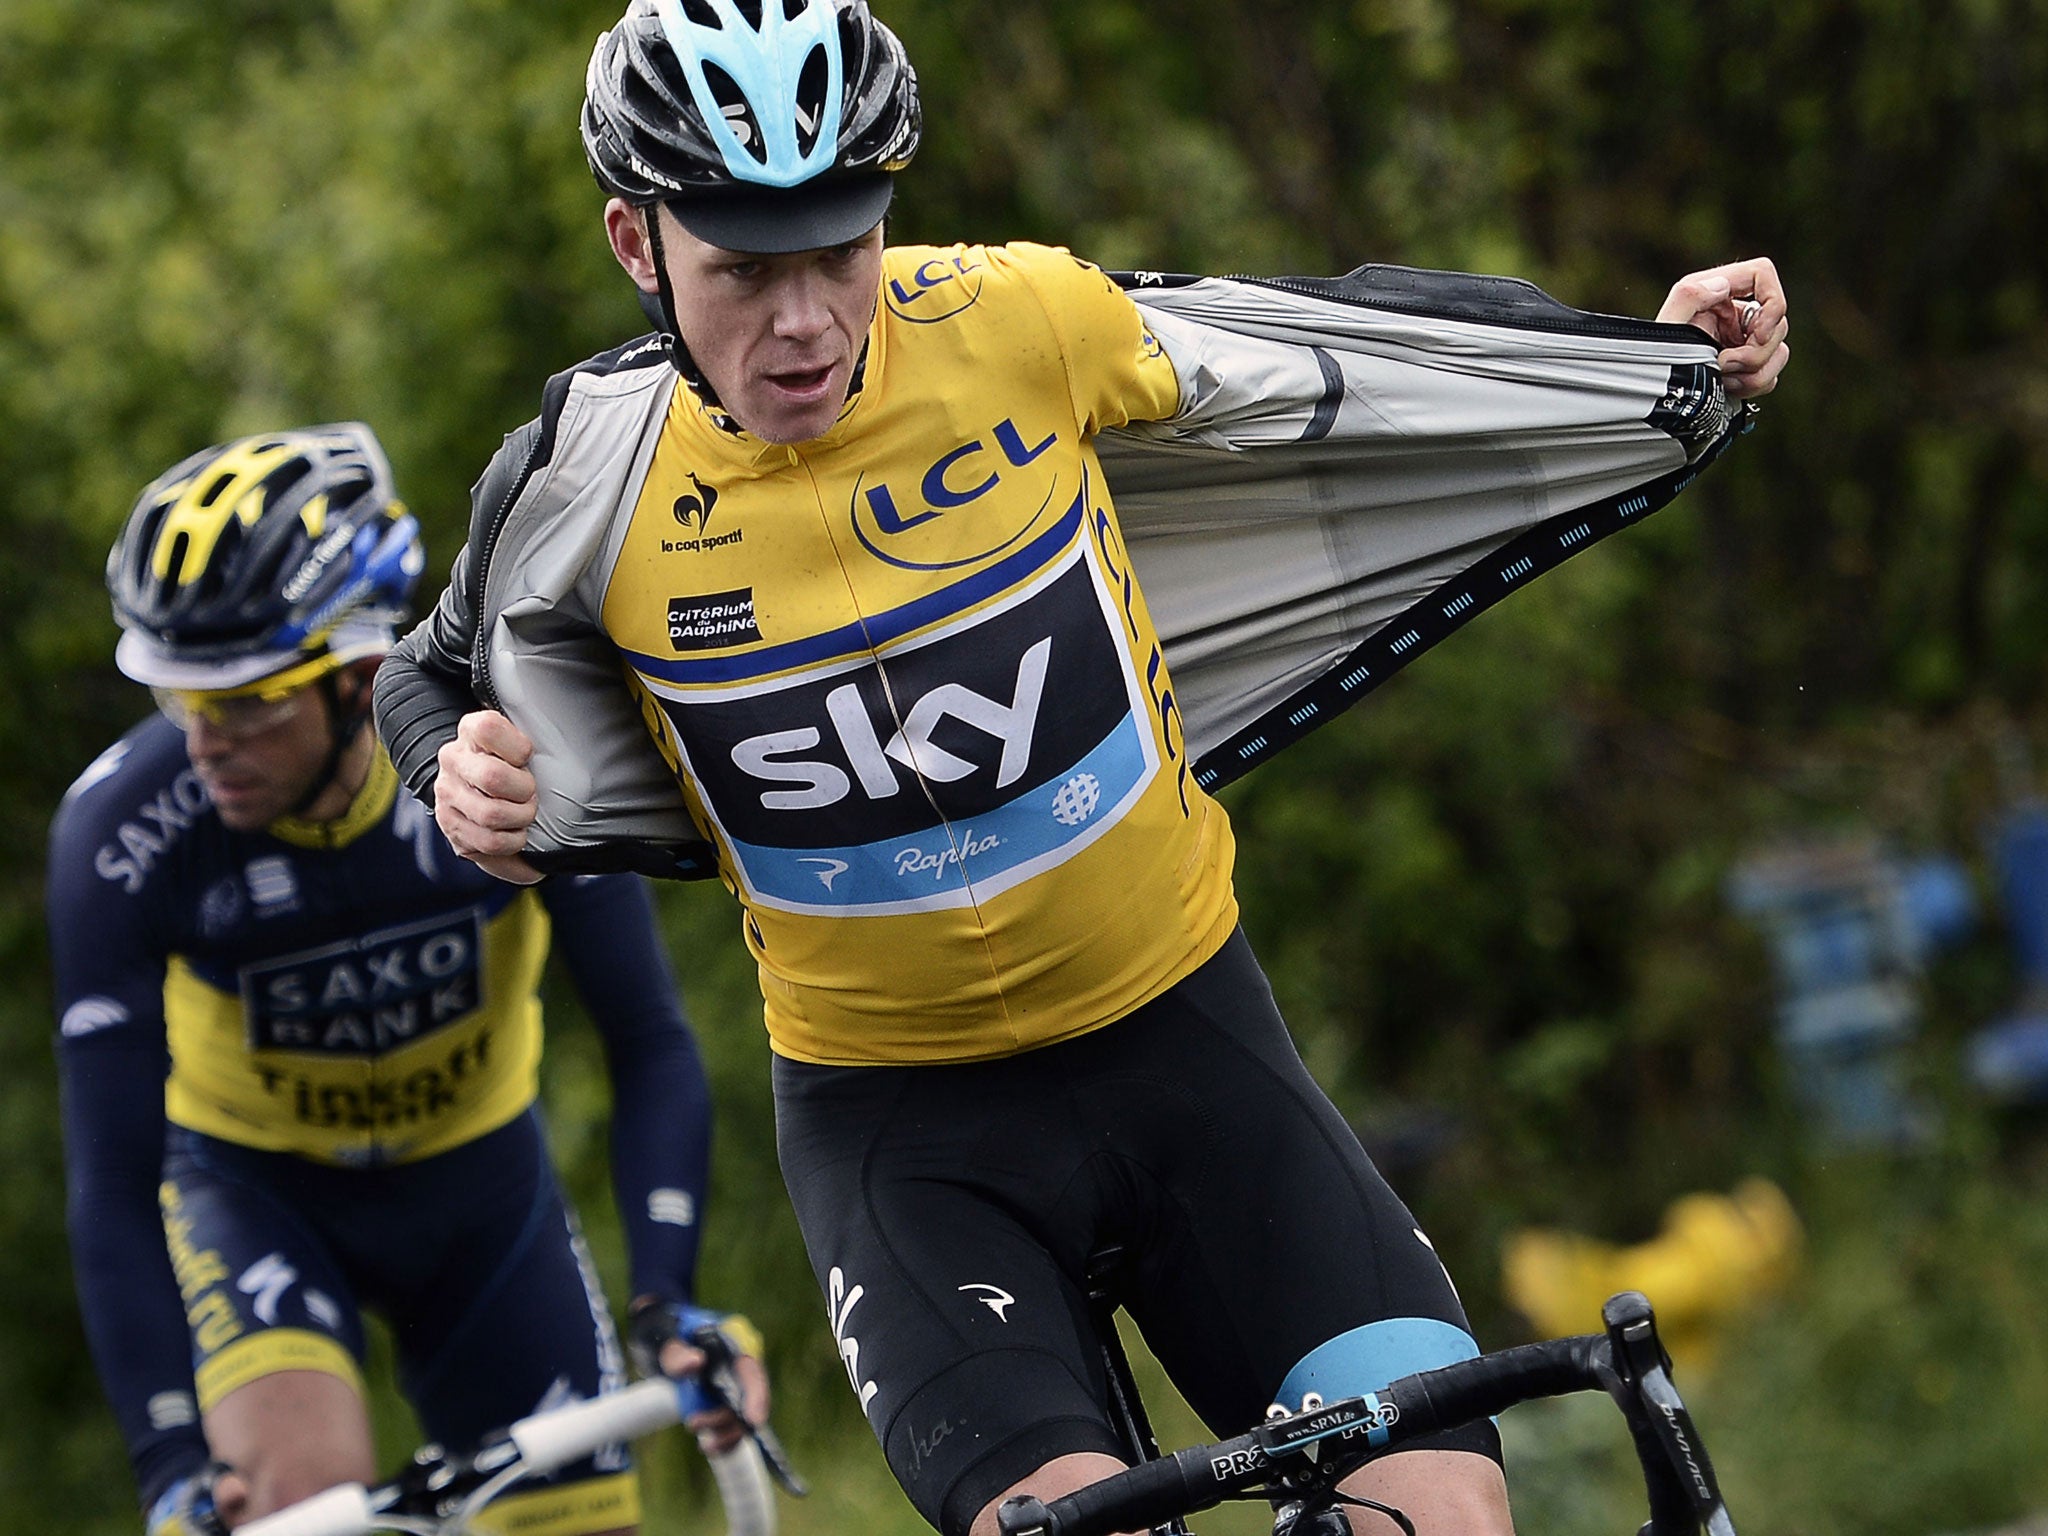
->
[374,419,543,808]
[47,784,211,1510]
[537,874,712,1304]
[1104,265,1742,790]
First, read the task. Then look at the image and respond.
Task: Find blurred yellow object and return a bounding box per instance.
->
[1502,1178,1802,1375]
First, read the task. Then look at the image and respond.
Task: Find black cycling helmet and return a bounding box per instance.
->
[581,0,921,254]
[108,422,424,692]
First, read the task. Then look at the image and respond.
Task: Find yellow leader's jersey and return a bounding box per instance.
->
[600,242,1239,1065]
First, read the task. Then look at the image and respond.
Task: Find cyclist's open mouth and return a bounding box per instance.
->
[764,364,836,401]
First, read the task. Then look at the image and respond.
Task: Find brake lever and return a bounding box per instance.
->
[1599,1292,1736,1536]
[687,1326,811,1498]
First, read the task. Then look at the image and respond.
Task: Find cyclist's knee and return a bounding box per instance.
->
[1340,1447,1513,1536]
[971,1451,1134,1536]
[202,1368,376,1517]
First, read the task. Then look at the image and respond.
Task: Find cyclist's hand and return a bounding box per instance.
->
[146,1463,247,1536]
[628,1297,771,1455]
[1655,256,1789,401]
[435,710,543,884]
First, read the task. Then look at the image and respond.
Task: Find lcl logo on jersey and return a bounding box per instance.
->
[856,415,1064,573]
[883,249,985,324]
[240,909,484,1054]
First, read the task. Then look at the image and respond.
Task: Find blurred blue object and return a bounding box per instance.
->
[1970,802,2048,1102]
[1729,840,1973,1144]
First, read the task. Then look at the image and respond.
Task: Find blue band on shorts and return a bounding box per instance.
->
[1277,1316,1479,1413]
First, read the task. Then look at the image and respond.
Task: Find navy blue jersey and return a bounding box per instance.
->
[49,715,711,1505]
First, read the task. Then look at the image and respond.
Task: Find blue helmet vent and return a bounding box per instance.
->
[655,0,843,187]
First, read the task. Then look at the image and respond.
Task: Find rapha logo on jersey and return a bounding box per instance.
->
[239,909,484,1055]
[669,589,762,651]
[883,249,986,324]
[800,857,850,890]
[895,829,1004,882]
[958,1283,1017,1321]
[655,542,1158,914]
[850,416,1064,571]
[664,473,742,553]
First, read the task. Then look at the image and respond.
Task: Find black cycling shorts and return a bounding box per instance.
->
[159,1108,635,1524]
[775,928,1498,1536]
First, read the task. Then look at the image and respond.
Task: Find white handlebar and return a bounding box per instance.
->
[236,1482,378,1536]
[708,1436,777,1536]
[509,1377,685,1474]
[232,1378,774,1536]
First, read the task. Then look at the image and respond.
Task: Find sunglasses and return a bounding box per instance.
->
[152,656,334,741]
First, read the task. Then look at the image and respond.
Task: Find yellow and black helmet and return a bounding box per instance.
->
[107,423,424,691]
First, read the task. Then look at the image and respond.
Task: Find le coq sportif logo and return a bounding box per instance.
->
[672,472,718,531]
[664,472,745,554]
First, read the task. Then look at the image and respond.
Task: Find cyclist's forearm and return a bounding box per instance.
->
[58,1040,211,1506]
[375,542,483,806]
[546,873,715,1299]
[608,1027,713,1301]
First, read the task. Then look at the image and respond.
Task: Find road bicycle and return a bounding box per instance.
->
[239,1324,804,1536]
[998,1285,1735,1536]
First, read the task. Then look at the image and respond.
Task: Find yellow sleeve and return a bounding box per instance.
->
[995,241,1182,435]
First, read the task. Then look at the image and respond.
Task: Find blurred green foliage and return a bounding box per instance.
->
[6,0,2048,1531]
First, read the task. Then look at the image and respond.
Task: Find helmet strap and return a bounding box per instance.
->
[641,206,724,407]
[286,670,374,821]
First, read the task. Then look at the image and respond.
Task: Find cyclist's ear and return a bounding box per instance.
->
[335,658,382,708]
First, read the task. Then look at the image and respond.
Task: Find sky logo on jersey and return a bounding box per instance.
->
[653,541,1157,914]
[240,909,484,1054]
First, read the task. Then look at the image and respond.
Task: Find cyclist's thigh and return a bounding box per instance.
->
[1105,930,1499,1460]
[162,1133,372,1419]
[775,1056,1126,1536]
[369,1111,639,1536]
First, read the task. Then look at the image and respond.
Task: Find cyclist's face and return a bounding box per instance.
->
[615,202,883,444]
[169,676,347,830]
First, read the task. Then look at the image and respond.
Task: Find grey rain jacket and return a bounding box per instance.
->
[374,262,1744,879]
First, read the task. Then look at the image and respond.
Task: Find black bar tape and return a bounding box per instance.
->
[1377,1335,1604,1443]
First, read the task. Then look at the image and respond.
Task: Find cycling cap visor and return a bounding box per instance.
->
[662,173,894,255]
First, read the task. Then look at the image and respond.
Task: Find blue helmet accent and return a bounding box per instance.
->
[655,0,844,188]
[582,0,919,205]
[269,511,426,655]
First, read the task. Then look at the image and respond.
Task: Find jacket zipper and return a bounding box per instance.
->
[1236,272,1704,345]
[467,433,547,714]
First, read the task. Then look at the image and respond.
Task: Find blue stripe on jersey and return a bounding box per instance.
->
[621,489,1085,686]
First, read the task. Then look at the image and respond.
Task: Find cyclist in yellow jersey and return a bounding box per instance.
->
[374,4,1789,1533]
[52,427,763,1536]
